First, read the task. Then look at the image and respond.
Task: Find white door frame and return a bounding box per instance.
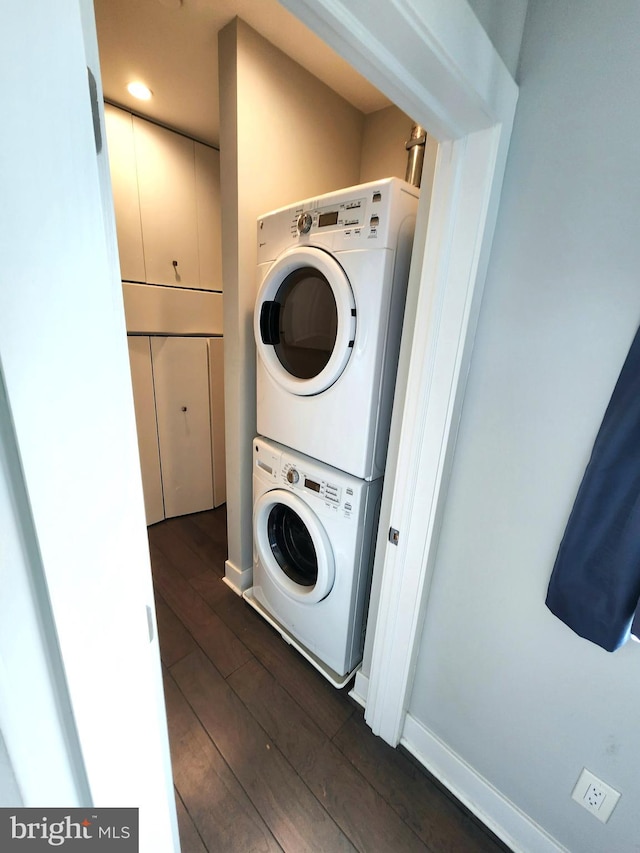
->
[282,0,518,744]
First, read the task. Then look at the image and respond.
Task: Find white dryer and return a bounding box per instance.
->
[254,177,419,480]
[245,436,382,685]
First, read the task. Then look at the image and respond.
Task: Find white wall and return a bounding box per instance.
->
[408,1,640,851]
[0,2,178,846]
[0,731,20,806]
[0,373,87,805]
[219,19,364,587]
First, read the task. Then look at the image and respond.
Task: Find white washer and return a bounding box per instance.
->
[255,177,419,480]
[246,436,382,684]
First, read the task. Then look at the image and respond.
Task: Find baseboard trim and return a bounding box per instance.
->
[224,560,252,595]
[349,669,369,708]
[401,714,567,853]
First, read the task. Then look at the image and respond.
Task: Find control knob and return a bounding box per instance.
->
[286,468,300,485]
[296,212,312,235]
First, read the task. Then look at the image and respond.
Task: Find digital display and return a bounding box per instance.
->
[318,211,339,228]
[305,478,321,493]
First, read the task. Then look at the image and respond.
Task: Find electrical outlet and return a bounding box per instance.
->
[571,768,621,823]
[584,783,605,810]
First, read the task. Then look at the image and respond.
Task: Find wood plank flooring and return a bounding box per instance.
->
[149,507,512,853]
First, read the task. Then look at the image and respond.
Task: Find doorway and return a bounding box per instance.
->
[0,3,516,848]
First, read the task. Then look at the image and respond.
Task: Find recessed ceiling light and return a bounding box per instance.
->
[127,82,152,101]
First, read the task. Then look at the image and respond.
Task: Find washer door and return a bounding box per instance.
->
[253,489,335,603]
[254,246,356,396]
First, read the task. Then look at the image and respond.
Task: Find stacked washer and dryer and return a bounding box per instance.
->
[245,178,419,686]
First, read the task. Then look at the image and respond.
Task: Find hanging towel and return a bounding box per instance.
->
[546,325,640,652]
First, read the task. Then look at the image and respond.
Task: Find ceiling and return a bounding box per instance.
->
[93,0,391,148]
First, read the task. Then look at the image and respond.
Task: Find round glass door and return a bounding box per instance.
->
[255,247,356,396]
[253,489,335,603]
[272,267,338,380]
[267,503,318,586]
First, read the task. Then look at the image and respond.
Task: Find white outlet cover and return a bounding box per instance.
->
[571,768,621,823]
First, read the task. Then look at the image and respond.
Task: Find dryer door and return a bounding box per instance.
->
[253,488,335,603]
[254,247,356,396]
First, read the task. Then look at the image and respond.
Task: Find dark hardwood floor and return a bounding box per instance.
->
[149,507,511,853]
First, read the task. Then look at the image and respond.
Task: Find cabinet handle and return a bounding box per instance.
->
[172,260,178,268]
[181,406,188,412]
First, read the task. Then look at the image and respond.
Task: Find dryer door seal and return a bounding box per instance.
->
[253,488,335,603]
[254,247,356,396]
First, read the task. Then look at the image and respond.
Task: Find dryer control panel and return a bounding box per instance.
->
[291,196,369,237]
[257,177,419,263]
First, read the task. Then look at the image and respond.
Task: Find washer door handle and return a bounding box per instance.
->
[260,300,280,345]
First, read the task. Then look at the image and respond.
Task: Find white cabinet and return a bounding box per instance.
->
[151,337,212,517]
[127,336,164,525]
[127,335,226,524]
[104,104,146,283]
[105,106,222,291]
[133,117,200,288]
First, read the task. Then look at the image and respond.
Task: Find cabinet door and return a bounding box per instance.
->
[195,142,223,291]
[208,337,226,506]
[151,337,213,518]
[133,118,200,288]
[104,105,146,283]
[127,336,164,525]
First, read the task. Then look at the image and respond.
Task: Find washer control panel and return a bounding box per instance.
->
[255,438,362,519]
[282,462,342,506]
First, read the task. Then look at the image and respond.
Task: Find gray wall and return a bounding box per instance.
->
[408,1,640,850]
[466,0,528,78]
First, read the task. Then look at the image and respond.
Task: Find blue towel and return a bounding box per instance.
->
[546,326,640,652]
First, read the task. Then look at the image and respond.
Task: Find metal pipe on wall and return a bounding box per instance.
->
[405,124,427,188]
